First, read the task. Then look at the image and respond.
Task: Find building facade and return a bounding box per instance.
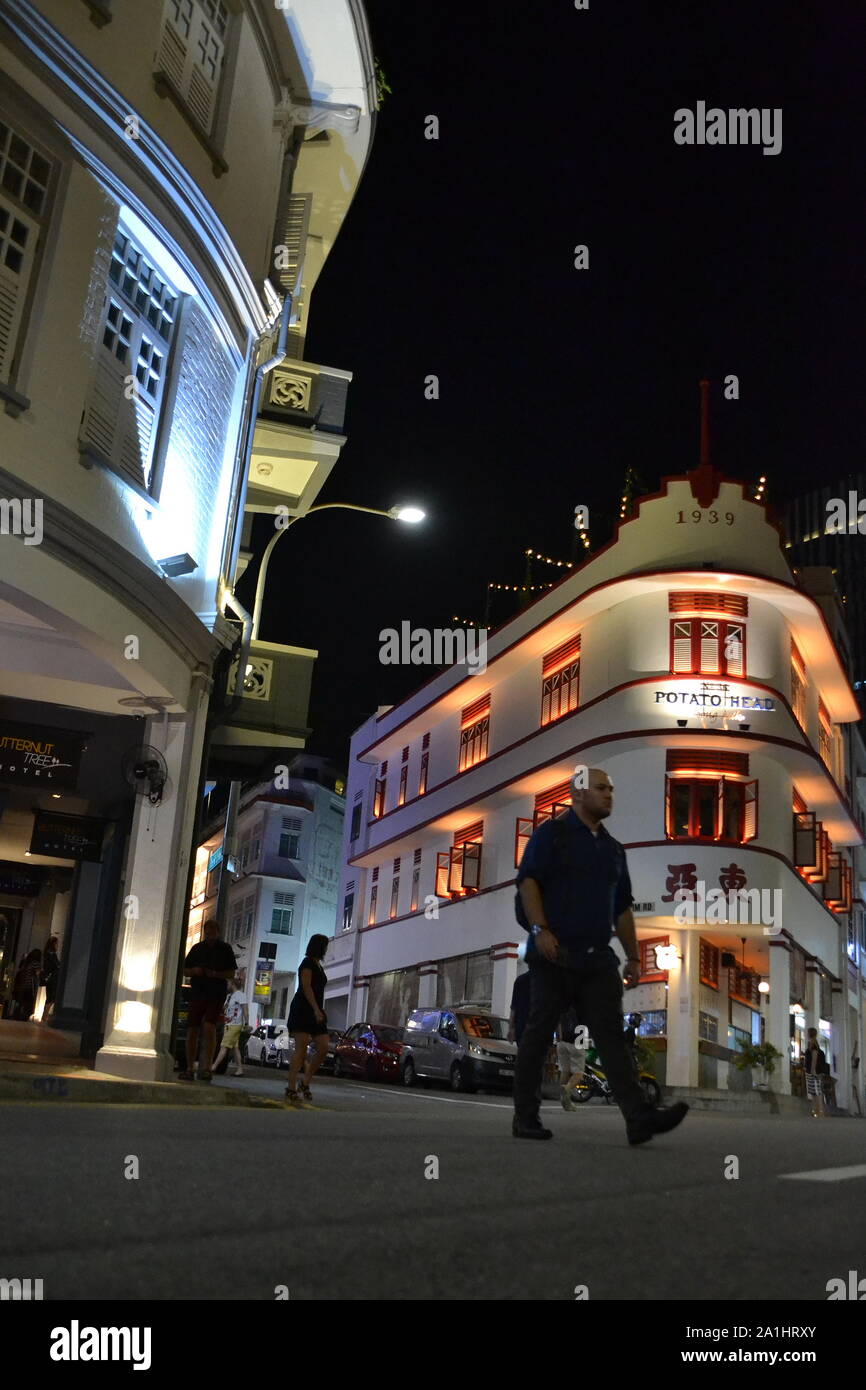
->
[327,457,866,1106]
[0,0,375,1076]
[188,754,345,1027]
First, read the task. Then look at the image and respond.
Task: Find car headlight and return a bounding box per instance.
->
[468,1043,484,1056]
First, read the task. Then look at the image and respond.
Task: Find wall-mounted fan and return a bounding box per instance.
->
[121,746,169,806]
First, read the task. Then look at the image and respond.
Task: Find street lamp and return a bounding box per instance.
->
[250,501,425,640]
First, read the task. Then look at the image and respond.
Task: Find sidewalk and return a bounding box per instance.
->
[0,1019,281,1108]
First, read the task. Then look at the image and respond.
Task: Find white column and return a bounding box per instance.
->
[491,942,519,1020]
[831,983,848,1110]
[664,927,700,1088]
[350,976,370,1023]
[96,678,210,1081]
[767,939,791,1095]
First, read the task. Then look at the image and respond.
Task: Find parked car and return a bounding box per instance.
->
[400,1006,517,1092]
[333,1022,406,1081]
[244,1022,287,1067]
[275,1029,344,1072]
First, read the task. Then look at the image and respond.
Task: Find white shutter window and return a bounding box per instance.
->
[157,0,228,135]
[672,620,693,673]
[80,227,177,489]
[0,121,51,381]
[700,621,720,673]
[725,622,745,676]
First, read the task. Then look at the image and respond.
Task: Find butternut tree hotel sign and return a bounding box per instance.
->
[0,720,88,790]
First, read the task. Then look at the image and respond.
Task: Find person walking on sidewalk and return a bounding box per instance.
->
[41,936,60,1022]
[513,767,689,1145]
[12,949,41,1022]
[179,919,237,1082]
[285,934,331,1107]
[213,975,248,1077]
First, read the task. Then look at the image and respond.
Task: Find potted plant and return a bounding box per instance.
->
[734,1039,782,1090]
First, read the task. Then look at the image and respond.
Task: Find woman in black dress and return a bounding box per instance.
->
[285,934,330,1106]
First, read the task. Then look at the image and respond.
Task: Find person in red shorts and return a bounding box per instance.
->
[179,919,237,1081]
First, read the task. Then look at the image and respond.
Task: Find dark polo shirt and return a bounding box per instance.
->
[516,809,633,951]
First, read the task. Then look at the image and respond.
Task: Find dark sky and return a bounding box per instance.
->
[237,0,865,769]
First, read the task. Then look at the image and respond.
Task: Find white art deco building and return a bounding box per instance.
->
[0,0,375,1076]
[328,444,866,1106]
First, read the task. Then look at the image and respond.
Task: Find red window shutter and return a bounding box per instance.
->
[666,751,749,776]
[461,693,490,728]
[664,775,672,838]
[461,841,482,891]
[669,592,748,617]
[534,780,573,818]
[640,936,669,981]
[792,788,807,814]
[515,817,533,868]
[671,619,694,673]
[700,620,721,673]
[793,811,819,872]
[699,939,719,987]
[743,780,758,841]
[542,634,581,676]
[453,820,483,847]
[723,621,745,676]
[435,852,451,898]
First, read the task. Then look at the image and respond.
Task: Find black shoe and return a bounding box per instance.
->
[627,1101,689,1146]
[512,1118,553,1140]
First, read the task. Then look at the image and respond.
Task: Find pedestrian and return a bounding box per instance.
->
[212,974,248,1077]
[12,949,41,1022]
[803,1027,829,1116]
[41,936,60,1021]
[513,766,689,1144]
[507,970,532,1045]
[557,1005,587,1111]
[285,934,331,1107]
[179,919,237,1082]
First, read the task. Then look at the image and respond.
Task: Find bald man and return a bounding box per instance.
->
[513,767,688,1145]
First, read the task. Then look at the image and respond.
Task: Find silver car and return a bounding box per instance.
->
[400,1005,517,1092]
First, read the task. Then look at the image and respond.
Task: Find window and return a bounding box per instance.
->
[436,824,483,898]
[418,751,429,796]
[80,226,178,490]
[229,907,242,943]
[699,939,720,988]
[791,642,807,729]
[156,0,229,136]
[636,1010,667,1038]
[541,635,581,725]
[342,887,354,933]
[639,938,669,983]
[665,775,757,842]
[271,892,294,935]
[373,763,387,818]
[278,817,301,859]
[350,802,362,842]
[514,780,572,866]
[368,883,378,926]
[389,876,400,919]
[698,1011,718,1043]
[670,618,746,676]
[398,764,408,806]
[459,695,490,772]
[241,893,255,940]
[410,866,420,912]
[818,700,834,772]
[0,119,52,384]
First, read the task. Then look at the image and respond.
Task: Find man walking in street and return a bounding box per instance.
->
[513,767,689,1145]
[179,919,237,1082]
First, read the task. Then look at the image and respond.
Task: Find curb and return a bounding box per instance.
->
[0,1071,285,1108]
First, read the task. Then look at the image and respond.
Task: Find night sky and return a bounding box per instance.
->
[237,0,865,768]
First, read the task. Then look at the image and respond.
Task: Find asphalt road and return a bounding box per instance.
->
[2,1071,865,1301]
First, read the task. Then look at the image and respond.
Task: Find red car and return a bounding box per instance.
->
[333,1022,405,1082]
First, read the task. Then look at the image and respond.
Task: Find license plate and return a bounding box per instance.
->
[500,1068,514,1077]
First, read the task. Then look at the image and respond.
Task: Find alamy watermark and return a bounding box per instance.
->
[825,492,866,535]
[674,103,782,156]
[379,622,488,675]
[0,498,43,545]
[673,880,782,933]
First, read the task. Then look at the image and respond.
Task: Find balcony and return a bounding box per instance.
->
[207,639,316,779]
[245,361,352,515]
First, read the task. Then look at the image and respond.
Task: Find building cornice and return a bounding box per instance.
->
[0,463,219,670]
[0,0,268,347]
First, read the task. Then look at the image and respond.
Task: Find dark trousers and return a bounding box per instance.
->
[513,948,648,1126]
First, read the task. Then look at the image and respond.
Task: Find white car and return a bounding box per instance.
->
[244,1023,287,1067]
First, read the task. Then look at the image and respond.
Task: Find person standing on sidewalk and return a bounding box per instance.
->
[513,767,689,1145]
[213,974,248,1077]
[179,919,237,1082]
[285,934,331,1106]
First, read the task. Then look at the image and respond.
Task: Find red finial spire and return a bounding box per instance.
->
[689,378,722,508]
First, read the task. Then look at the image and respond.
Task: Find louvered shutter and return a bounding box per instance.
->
[0,200,38,380]
[743,780,758,841]
[156,0,226,135]
[436,852,451,898]
[672,620,693,672]
[80,340,157,489]
[724,622,745,676]
[461,841,482,891]
[700,620,720,672]
[515,817,533,868]
[664,775,672,838]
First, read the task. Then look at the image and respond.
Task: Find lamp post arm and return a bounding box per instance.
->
[250,503,394,640]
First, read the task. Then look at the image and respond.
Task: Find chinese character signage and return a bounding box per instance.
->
[0,720,88,790]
